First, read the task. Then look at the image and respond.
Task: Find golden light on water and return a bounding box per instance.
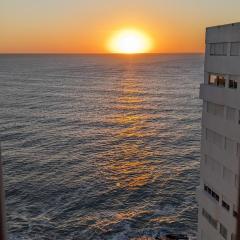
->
[107,29,153,54]
[98,68,158,191]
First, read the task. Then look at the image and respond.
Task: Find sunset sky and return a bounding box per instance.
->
[1,0,240,54]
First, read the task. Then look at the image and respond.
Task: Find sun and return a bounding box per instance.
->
[108,29,153,54]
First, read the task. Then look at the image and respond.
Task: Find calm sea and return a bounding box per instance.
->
[0,54,203,240]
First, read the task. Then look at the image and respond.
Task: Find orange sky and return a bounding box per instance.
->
[1,0,240,53]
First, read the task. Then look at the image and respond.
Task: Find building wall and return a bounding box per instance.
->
[198,23,240,240]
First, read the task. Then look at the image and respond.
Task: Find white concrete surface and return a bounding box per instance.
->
[197,23,240,240]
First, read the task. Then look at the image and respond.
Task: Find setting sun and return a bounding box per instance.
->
[108,29,153,54]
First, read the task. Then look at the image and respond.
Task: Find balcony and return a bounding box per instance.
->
[202,111,240,144]
[200,84,240,110]
[205,55,240,76]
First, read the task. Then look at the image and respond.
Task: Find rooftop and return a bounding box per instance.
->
[207,22,240,30]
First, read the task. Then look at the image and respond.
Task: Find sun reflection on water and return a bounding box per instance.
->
[101,66,156,190]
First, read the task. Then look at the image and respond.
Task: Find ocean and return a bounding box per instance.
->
[0,54,203,239]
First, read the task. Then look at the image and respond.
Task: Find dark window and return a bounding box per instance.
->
[204,184,219,202]
[212,191,219,202]
[210,43,228,56]
[209,74,225,87]
[229,79,237,89]
[220,223,228,240]
[202,208,218,229]
[207,187,211,195]
[233,210,238,218]
[222,200,230,211]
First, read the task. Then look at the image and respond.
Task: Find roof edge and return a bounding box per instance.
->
[206,22,240,30]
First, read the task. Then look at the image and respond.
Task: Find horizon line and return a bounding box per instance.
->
[0,52,204,55]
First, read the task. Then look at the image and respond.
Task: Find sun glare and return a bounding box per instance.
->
[108,29,153,54]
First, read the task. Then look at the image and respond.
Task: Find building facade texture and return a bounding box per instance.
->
[197,23,240,240]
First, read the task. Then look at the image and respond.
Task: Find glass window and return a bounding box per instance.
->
[210,44,215,55]
[233,204,238,218]
[226,107,236,122]
[210,43,228,56]
[225,137,235,153]
[206,102,224,117]
[223,166,234,184]
[204,183,219,202]
[229,79,238,89]
[230,42,240,56]
[213,132,223,148]
[212,191,219,202]
[209,74,217,85]
[214,104,224,117]
[222,200,230,211]
[202,208,218,229]
[220,223,228,240]
[208,74,225,87]
[235,174,239,188]
[237,143,240,156]
[207,102,214,114]
[206,129,223,149]
[207,186,211,195]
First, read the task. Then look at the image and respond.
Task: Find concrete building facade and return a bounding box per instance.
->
[197,23,240,240]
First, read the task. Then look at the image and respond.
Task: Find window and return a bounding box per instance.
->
[229,79,238,89]
[206,129,223,148]
[226,107,236,122]
[235,174,239,188]
[230,42,240,56]
[208,74,226,87]
[222,200,230,211]
[206,102,224,117]
[202,208,218,229]
[204,183,219,202]
[209,74,217,85]
[220,223,228,240]
[204,183,212,195]
[210,43,228,56]
[233,210,238,218]
[204,155,221,176]
[237,143,240,156]
[212,191,219,202]
[225,137,235,153]
[233,204,238,218]
[215,104,225,117]
[223,166,234,184]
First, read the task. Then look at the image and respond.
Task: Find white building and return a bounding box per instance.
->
[197,23,240,240]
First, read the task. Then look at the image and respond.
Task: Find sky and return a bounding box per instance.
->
[1,0,240,53]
